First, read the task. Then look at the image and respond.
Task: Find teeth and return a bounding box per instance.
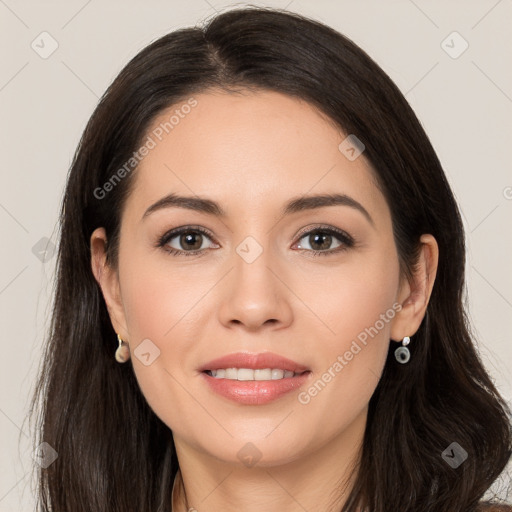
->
[208,368,300,380]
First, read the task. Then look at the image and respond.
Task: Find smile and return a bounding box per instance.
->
[204,368,307,380]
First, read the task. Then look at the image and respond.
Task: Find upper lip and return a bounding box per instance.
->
[198,352,310,373]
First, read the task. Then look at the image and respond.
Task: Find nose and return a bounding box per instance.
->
[216,240,294,332]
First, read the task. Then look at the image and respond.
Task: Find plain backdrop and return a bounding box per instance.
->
[0,0,511,509]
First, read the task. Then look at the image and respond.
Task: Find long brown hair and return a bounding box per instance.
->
[27,6,511,511]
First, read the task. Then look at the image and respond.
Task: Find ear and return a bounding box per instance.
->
[390,234,439,342]
[90,227,129,341]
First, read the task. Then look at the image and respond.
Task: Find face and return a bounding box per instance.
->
[96,89,413,468]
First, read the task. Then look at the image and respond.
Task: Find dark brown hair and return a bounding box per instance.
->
[27,5,511,511]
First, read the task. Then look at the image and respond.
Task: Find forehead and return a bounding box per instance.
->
[125,89,386,221]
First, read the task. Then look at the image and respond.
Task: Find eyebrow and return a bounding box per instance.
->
[142,192,375,227]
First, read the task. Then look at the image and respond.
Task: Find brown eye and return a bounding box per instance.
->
[295,227,354,256]
[176,231,204,251]
[301,232,336,251]
[158,226,218,256]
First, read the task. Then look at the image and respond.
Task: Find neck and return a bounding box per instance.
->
[171,407,367,512]
[171,468,187,511]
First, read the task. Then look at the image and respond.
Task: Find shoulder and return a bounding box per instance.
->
[476,503,512,511]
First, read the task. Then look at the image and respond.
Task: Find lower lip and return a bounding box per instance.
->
[200,371,312,405]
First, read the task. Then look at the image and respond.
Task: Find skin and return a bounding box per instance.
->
[91,89,438,512]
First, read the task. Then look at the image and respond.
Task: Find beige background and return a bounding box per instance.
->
[0,0,511,509]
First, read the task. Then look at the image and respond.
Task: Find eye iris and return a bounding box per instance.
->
[310,233,332,251]
[181,232,202,250]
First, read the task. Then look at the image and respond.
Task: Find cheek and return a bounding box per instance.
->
[318,244,400,347]
[119,247,204,340]
[302,244,400,409]
[117,251,205,429]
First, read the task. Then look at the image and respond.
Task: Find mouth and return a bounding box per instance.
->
[202,368,310,380]
[198,352,312,404]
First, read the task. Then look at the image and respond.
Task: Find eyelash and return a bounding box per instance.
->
[156,224,355,258]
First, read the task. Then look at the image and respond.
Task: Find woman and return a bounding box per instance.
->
[29,6,511,511]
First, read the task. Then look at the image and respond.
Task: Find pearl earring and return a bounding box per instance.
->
[115,333,130,363]
[394,336,411,364]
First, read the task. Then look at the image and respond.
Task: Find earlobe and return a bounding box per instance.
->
[90,227,128,340]
[390,234,439,342]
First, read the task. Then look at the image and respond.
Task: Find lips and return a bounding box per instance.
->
[198,352,310,374]
[200,369,312,405]
[198,352,312,404]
